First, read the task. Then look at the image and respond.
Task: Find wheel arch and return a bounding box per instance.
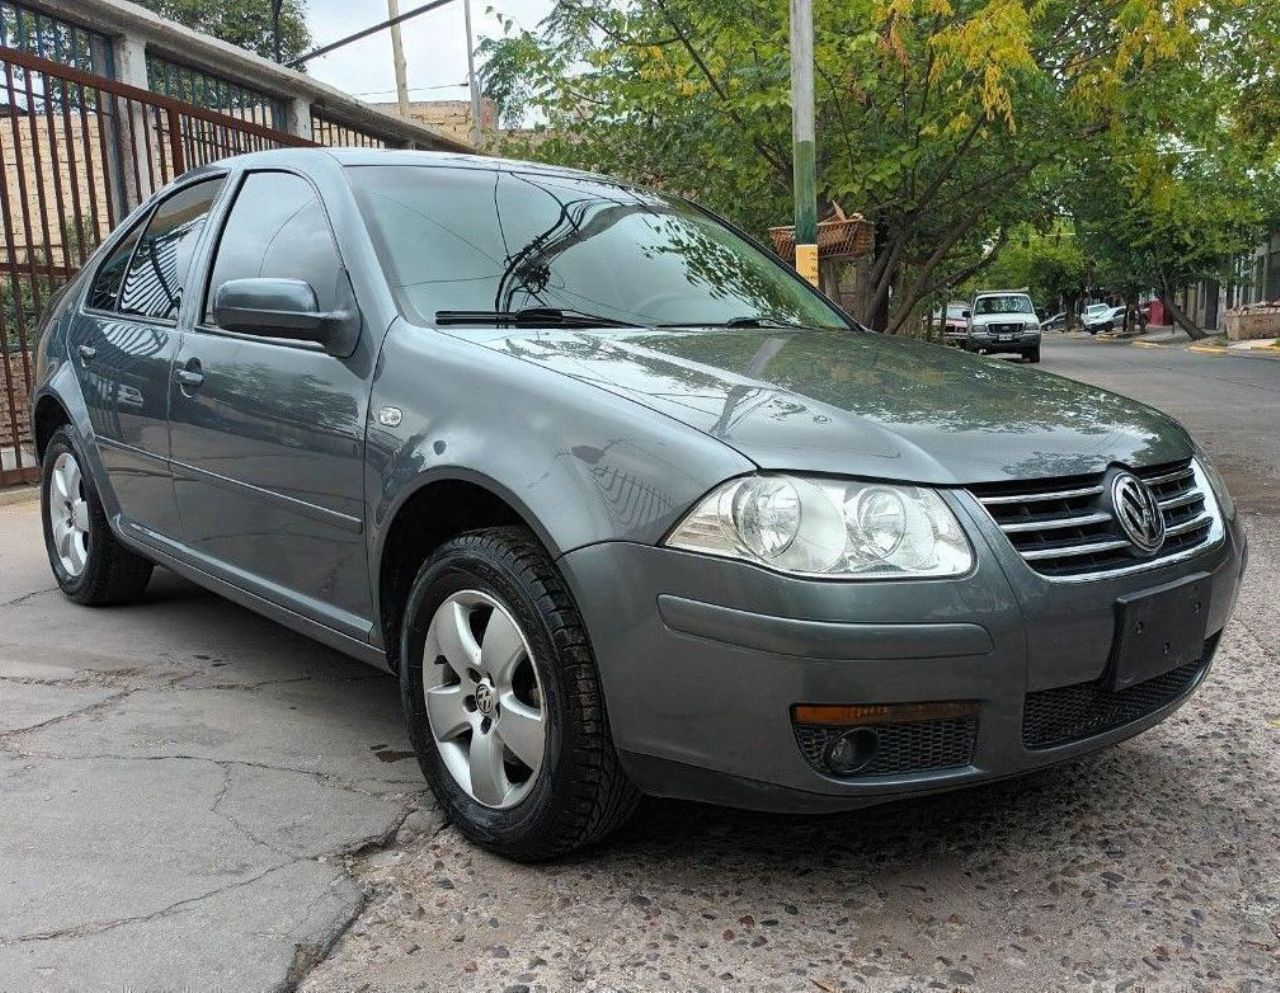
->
[372,467,560,671]
[32,392,72,464]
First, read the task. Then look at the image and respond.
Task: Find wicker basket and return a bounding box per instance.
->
[769,204,872,261]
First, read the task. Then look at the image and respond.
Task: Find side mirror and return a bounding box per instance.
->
[212,276,360,357]
[961,309,971,319]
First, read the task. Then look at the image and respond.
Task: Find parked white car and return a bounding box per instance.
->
[1083,305,1127,335]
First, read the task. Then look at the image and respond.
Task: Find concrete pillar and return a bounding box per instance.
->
[285,95,313,141]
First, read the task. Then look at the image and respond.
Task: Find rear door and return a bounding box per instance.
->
[167,169,374,635]
[68,176,225,537]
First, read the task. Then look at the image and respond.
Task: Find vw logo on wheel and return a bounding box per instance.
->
[1110,471,1165,554]
[474,680,497,715]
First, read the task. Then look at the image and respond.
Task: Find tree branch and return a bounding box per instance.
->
[885,204,992,333]
[652,0,789,177]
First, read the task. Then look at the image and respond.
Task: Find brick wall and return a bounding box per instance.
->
[370,98,496,145]
[0,109,115,265]
[0,350,33,451]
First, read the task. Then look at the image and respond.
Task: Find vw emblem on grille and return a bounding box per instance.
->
[1110,471,1165,554]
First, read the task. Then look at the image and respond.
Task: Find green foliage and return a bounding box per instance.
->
[478,0,1277,332]
[131,0,311,63]
[2,217,95,351]
[961,224,1084,311]
[1063,0,1280,332]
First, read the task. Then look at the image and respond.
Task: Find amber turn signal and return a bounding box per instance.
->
[792,700,978,727]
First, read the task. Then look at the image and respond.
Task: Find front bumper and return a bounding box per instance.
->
[557,500,1246,813]
[968,328,1041,352]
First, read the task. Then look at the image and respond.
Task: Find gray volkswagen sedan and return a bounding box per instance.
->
[31,150,1245,859]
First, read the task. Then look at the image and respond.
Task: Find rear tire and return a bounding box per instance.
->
[399,526,639,860]
[40,426,153,606]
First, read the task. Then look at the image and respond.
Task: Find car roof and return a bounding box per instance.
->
[206,147,621,186]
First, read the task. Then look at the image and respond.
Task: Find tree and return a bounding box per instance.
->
[478,0,1227,333]
[961,223,1085,317]
[1064,1,1280,338]
[132,0,311,64]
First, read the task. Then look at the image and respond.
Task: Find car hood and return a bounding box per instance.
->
[467,326,1192,484]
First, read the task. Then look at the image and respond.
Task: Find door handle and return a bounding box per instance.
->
[76,344,96,361]
[175,368,204,389]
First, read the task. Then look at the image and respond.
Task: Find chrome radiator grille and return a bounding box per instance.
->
[969,459,1219,578]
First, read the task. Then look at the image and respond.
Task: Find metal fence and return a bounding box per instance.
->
[311,108,403,149]
[0,0,114,75]
[0,43,312,485]
[147,53,287,131]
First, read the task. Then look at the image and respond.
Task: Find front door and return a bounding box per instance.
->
[167,170,373,635]
[68,177,225,537]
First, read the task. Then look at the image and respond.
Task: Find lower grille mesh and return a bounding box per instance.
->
[1022,653,1211,750]
[794,717,977,778]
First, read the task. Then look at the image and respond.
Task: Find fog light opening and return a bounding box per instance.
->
[825,728,879,775]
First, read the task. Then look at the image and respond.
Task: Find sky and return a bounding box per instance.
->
[302,0,553,105]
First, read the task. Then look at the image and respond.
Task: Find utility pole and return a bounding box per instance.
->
[462,0,483,149]
[387,0,411,119]
[271,0,283,63]
[789,0,818,286]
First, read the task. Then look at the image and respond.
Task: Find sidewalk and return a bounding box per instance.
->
[1076,324,1280,360]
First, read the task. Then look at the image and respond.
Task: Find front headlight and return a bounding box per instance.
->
[1195,454,1235,519]
[664,474,974,579]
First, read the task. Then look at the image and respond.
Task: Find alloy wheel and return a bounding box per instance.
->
[422,589,547,809]
[49,452,90,577]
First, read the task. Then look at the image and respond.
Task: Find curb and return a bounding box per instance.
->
[0,484,39,507]
[1076,333,1280,362]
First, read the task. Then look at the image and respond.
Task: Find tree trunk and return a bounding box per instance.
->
[1153,258,1209,340]
[1064,292,1080,329]
[818,257,841,301]
[865,216,895,332]
[844,251,890,329]
[1159,292,1208,340]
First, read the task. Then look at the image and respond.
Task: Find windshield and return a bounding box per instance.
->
[973,295,1034,315]
[347,165,850,330]
[946,304,968,320]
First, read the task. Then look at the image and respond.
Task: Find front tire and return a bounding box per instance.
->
[1024,347,1041,363]
[399,527,639,860]
[40,427,153,605]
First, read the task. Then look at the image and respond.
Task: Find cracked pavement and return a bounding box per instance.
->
[2,335,1279,992]
[0,499,441,993]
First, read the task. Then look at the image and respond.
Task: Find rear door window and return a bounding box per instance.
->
[87,216,147,312]
[117,177,224,322]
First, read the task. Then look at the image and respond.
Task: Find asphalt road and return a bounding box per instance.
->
[1034,335,1280,515]
[1,333,1277,993]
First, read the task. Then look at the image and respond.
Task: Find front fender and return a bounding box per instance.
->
[365,318,753,559]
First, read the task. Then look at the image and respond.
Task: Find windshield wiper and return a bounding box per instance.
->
[657,316,818,330]
[722,316,811,329]
[435,307,640,328]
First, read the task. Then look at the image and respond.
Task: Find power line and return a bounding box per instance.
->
[350,82,465,98]
[287,0,457,67]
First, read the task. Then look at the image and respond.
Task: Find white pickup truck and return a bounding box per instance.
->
[965,290,1042,363]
